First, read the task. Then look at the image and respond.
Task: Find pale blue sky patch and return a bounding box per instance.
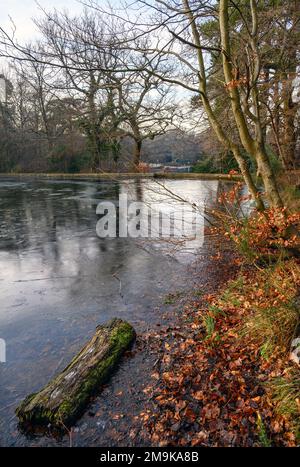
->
[0,0,87,41]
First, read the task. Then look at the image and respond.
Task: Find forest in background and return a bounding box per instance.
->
[0,0,298,180]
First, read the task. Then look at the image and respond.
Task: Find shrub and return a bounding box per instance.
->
[191,151,240,174]
[213,184,300,264]
[137,162,150,173]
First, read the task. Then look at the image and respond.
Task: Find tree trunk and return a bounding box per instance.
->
[87,83,101,171]
[282,74,297,170]
[183,0,264,210]
[133,139,142,170]
[219,0,284,209]
[231,146,265,211]
[255,144,284,208]
[16,319,136,429]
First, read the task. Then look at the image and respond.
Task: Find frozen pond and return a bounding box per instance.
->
[0,177,223,445]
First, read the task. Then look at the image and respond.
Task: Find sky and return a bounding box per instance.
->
[0,0,99,41]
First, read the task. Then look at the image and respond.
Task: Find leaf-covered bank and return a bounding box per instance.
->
[140,258,299,447]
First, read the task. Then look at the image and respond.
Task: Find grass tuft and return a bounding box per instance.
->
[257,412,272,447]
[268,369,300,442]
[243,260,300,354]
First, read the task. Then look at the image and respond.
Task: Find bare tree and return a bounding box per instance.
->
[112,50,177,168]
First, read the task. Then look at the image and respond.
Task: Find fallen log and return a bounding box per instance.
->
[16,318,136,429]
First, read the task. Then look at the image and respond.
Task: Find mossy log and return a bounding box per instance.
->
[16,318,136,429]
